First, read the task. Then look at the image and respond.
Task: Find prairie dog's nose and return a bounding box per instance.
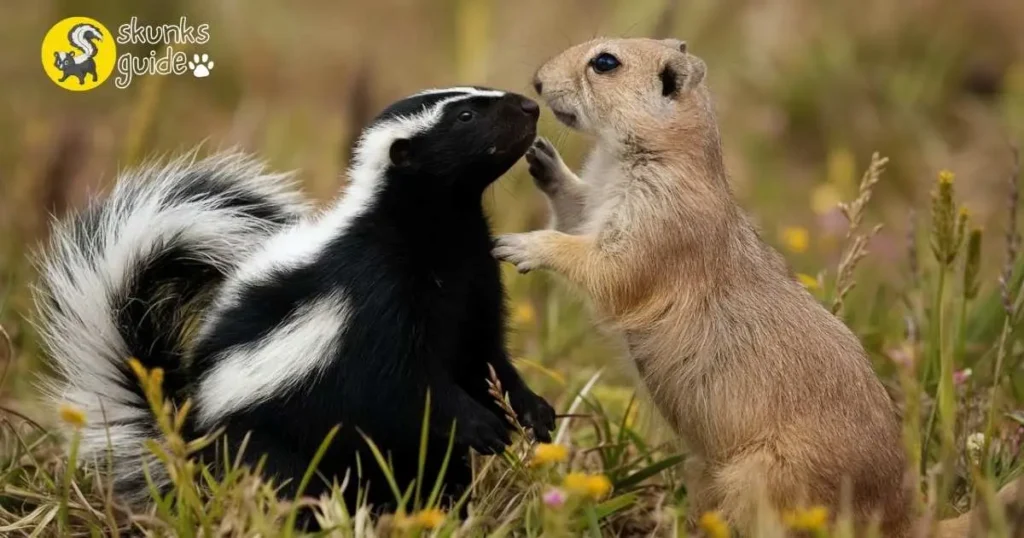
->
[532,76,543,95]
[520,97,539,117]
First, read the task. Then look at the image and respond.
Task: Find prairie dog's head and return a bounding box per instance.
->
[533,38,709,138]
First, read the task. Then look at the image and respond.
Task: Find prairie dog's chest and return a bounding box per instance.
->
[579,146,620,192]
[579,148,629,235]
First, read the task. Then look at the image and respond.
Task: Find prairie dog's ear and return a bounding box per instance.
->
[659,47,706,98]
[661,39,688,54]
[389,139,413,168]
[686,56,707,89]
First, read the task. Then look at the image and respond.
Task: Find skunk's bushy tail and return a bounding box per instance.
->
[33,151,309,503]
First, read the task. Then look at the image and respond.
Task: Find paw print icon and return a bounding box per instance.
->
[188,53,214,78]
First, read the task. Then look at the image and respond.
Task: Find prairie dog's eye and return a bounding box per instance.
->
[590,53,621,74]
[458,110,475,122]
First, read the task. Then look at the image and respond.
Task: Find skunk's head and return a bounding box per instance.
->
[349,87,539,193]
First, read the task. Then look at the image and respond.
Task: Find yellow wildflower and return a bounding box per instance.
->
[564,472,590,495]
[826,146,855,189]
[513,302,536,325]
[698,511,730,538]
[58,403,87,429]
[810,183,842,215]
[531,443,568,466]
[781,227,810,254]
[585,474,612,499]
[938,169,955,185]
[563,472,612,500]
[411,508,445,529]
[796,273,820,290]
[783,505,829,532]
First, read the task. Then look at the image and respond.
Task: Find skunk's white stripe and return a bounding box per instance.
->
[196,88,506,420]
[38,153,305,425]
[218,88,502,295]
[34,151,308,505]
[413,87,505,98]
[195,294,351,425]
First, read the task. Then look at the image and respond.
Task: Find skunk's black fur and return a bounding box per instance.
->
[37,89,555,517]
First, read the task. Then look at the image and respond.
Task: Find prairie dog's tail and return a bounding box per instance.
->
[34,152,309,504]
[935,480,1022,538]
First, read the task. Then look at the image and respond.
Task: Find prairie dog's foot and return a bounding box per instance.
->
[492,232,550,274]
[508,387,556,442]
[526,137,576,195]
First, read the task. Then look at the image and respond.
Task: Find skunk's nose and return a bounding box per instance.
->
[520,97,540,117]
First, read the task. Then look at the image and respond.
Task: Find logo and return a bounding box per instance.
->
[113,17,212,88]
[42,16,214,90]
[188,54,214,78]
[41,17,116,91]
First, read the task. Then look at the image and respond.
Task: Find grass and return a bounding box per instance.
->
[1,154,1022,536]
[2,0,1024,535]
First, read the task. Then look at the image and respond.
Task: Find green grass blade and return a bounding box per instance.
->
[426,420,458,508]
[584,503,601,537]
[415,390,431,510]
[283,424,339,536]
[358,429,405,508]
[594,492,638,519]
[614,455,684,491]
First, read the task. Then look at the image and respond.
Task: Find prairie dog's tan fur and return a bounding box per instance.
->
[495,37,1016,536]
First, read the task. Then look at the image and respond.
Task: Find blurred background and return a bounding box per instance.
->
[2,0,1023,421]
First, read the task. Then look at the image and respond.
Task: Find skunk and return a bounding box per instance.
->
[36,87,555,514]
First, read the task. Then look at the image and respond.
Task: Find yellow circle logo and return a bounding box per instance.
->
[41,17,116,91]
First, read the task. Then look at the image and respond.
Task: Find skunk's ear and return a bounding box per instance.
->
[389,139,413,168]
[659,44,705,98]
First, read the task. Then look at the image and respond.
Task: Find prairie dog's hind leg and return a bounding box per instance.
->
[526,138,588,233]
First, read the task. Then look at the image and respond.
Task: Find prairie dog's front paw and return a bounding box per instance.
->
[525,138,572,194]
[492,232,548,274]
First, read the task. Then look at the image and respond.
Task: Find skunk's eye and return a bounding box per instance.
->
[590,53,621,74]
[458,110,475,122]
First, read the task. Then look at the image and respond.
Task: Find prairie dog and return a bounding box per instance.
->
[495,38,916,534]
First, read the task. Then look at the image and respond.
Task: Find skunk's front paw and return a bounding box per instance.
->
[456,411,512,455]
[525,137,570,195]
[510,389,556,442]
[492,232,547,274]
